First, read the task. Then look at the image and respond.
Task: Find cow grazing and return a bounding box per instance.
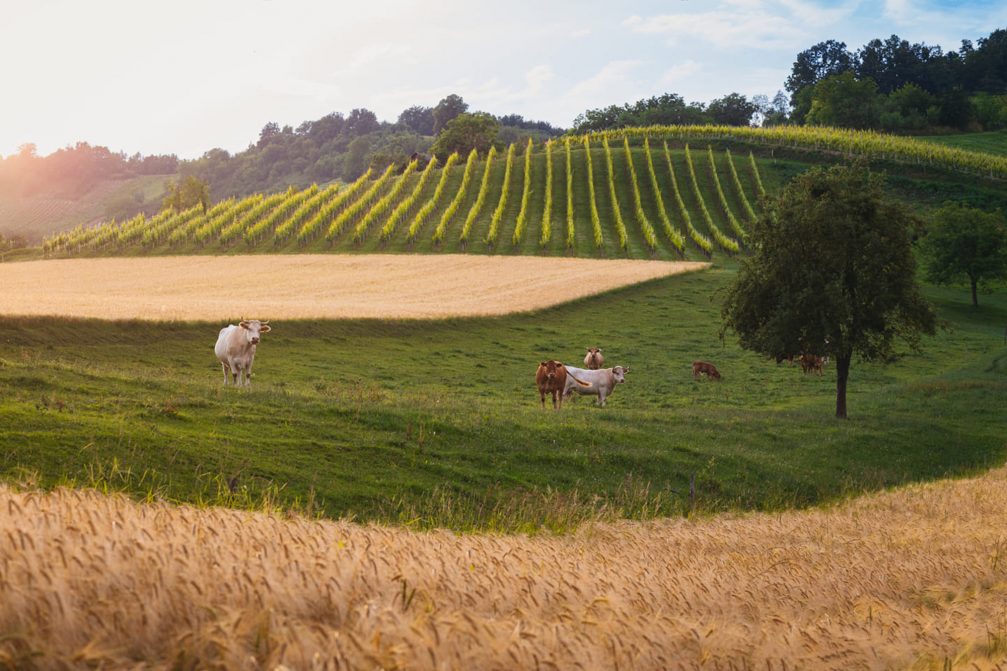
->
[584,347,604,370]
[799,354,826,375]
[692,361,721,381]
[215,319,271,387]
[562,365,629,407]
[536,360,571,409]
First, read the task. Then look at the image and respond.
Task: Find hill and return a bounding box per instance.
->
[0,174,170,241]
[38,125,1007,264]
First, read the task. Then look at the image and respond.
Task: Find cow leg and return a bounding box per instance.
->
[221,362,230,385]
[551,389,559,410]
[556,389,563,410]
[540,390,546,409]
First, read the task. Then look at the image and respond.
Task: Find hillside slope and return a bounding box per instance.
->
[41,125,1007,262]
[44,141,766,261]
[0,174,170,240]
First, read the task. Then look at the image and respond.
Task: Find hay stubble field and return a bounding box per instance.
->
[0,254,706,320]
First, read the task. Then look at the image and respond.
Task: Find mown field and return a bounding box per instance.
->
[0,255,702,320]
[1,266,1004,530]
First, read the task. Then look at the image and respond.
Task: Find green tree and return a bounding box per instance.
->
[722,165,936,419]
[922,203,1007,308]
[430,113,499,159]
[162,175,210,213]
[397,105,435,135]
[786,39,855,120]
[432,94,468,134]
[805,71,883,129]
[342,136,372,180]
[707,93,758,126]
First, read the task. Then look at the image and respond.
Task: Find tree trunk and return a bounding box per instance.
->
[835,354,851,419]
[971,276,979,308]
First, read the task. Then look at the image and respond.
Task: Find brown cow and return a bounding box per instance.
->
[799,354,826,375]
[692,361,721,381]
[584,347,604,370]
[536,360,569,409]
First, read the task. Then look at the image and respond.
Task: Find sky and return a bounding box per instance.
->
[1,0,1004,160]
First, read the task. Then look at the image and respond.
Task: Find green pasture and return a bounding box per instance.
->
[1,267,1004,531]
[920,130,1007,157]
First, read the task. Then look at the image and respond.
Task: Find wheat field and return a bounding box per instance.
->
[0,254,706,320]
[3,467,1007,669]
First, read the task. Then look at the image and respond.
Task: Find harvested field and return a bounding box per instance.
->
[4,469,1007,669]
[0,254,705,320]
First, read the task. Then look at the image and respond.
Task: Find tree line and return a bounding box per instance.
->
[0,142,178,198]
[1,95,562,207]
[785,29,1007,132]
[571,28,1007,135]
[184,95,563,200]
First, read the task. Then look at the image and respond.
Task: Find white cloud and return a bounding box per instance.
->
[777,0,862,26]
[624,0,861,50]
[624,9,802,50]
[662,60,702,86]
[568,60,646,98]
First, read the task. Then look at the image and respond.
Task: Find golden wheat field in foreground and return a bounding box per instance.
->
[4,469,1007,670]
[0,254,706,320]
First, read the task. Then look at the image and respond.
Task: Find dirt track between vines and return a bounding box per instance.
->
[0,254,706,320]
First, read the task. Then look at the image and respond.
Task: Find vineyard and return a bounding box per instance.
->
[43,139,767,261]
[41,125,1007,262]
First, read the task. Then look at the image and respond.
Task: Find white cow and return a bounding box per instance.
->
[562,365,629,406]
[215,320,271,387]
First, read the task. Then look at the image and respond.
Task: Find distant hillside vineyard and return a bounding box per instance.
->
[43,125,1007,262]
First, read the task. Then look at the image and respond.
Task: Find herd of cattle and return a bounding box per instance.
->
[212,320,829,408]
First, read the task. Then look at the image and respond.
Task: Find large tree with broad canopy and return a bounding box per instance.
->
[722,164,937,419]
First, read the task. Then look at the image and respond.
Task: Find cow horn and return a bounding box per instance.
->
[261,320,269,325]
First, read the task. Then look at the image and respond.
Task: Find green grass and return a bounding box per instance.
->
[919,131,1007,157]
[2,267,1004,531]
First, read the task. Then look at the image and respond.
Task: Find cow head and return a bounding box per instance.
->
[539,360,563,382]
[612,365,629,384]
[239,319,271,345]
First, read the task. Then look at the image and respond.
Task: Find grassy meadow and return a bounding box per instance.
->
[1,266,1004,531]
[920,129,1007,157]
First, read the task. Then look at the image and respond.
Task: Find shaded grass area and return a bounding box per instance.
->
[919,130,1007,157]
[1,269,1005,531]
